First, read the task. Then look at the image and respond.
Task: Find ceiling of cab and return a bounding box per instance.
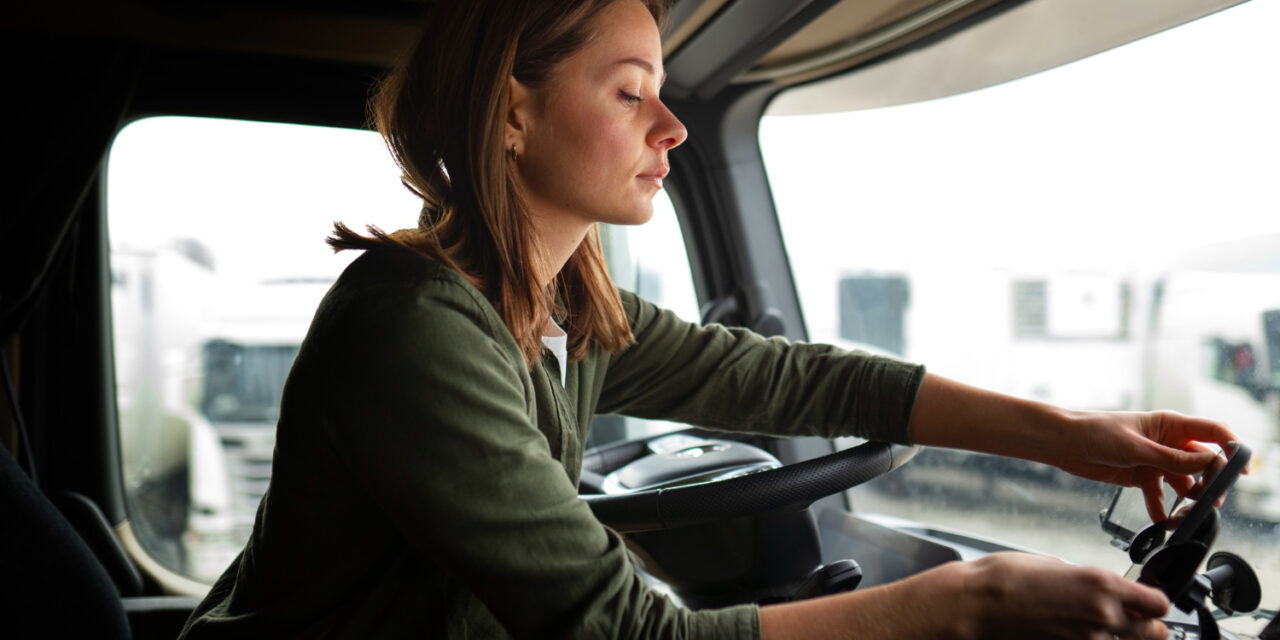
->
[2,0,1254,110]
[768,0,1251,115]
[751,0,938,68]
[658,0,1015,100]
[4,0,426,66]
[5,0,1002,74]
[675,0,1012,84]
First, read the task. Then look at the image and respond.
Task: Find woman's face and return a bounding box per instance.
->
[511,1,687,230]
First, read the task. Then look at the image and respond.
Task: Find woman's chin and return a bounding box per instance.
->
[599,205,655,227]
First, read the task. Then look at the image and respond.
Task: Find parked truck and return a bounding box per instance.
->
[836,235,1280,521]
[112,240,330,580]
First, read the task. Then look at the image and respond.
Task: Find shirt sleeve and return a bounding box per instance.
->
[314,274,759,639]
[598,290,926,444]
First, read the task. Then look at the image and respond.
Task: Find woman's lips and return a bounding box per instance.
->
[638,166,669,188]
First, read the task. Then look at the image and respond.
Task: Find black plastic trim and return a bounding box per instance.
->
[664,0,843,100]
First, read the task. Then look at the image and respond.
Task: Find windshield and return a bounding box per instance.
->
[763,0,1280,629]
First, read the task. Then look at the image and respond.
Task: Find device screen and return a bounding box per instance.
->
[1101,484,1178,546]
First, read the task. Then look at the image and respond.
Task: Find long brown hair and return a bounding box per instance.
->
[330,0,670,368]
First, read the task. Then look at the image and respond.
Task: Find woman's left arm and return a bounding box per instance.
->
[907,372,1240,521]
[598,291,924,444]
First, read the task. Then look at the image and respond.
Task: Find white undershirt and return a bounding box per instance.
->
[541,319,568,387]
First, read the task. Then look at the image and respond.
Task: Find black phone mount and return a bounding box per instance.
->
[1139,542,1261,640]
[1130,444,1262,640]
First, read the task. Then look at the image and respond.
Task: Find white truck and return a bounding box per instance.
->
[1145,268,1280,522]
[112,240,331,580]
[195,276,331,539]
[833,235,1280,522]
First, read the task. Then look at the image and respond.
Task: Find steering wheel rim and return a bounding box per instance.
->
[582,440,917,533]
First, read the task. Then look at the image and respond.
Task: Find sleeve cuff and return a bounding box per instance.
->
[693,603,760,639]
[853,357,927,445]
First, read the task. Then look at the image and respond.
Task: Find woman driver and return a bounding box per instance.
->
[179,1,1235,638]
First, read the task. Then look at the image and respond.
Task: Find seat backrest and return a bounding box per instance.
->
[51,490,145,597]
[0,451,131,640]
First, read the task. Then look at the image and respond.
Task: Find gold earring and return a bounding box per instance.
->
[509,143,518,161]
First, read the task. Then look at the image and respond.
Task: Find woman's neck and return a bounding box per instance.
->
[529,213,593,288]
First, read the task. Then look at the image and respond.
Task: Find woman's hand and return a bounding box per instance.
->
[760,553,1171,639]
[1050,410,1238,521]
[959,553,1171,640]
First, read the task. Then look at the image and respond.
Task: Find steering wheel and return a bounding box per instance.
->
[580,435,917,533]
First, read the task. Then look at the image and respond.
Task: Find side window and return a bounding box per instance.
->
[108,117,417,582]
[108,117,703,582]
[601,193,699,324]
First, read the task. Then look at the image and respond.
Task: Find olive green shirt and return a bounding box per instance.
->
[180,249,925,639]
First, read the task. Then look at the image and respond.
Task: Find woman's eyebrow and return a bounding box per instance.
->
[612,57,667,85]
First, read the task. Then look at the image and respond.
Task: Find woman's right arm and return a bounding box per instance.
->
[760,553,1171,640]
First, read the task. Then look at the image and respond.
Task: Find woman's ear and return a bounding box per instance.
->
[506,76,535,153]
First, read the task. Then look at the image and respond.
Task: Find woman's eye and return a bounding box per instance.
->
[619,90,642,106]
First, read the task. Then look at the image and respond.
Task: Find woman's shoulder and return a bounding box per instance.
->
[339,246,469,289]
[614,288,648,323]
[614,287,682,336]
[320,247,504,340]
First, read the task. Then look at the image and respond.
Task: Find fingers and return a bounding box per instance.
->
[1165,414,1238,451]
[977,556,1170,639]
[1151,412,1237,462]
[1138,412,1236,469]
[1107,586,1171,639]
[1166,474,1195,500]
[1072,569,1168,638]
[1116,578,1170,620]
[1138,442,1218,475]
[1140,475,1168,522]
[1142,474,1204,522]
[1113,602,1169,640]
[1117,616,1169,640]
[1068,567,1167,619]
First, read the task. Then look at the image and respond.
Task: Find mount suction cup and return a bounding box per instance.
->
[1205,551,1261,615]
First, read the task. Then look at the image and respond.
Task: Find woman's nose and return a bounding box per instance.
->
[650,101,688,150]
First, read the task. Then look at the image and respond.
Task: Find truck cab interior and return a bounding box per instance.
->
[4,0,1279,638]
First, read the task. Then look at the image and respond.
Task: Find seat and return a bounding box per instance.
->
[0,448,206,639]
[0,449,131,639]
